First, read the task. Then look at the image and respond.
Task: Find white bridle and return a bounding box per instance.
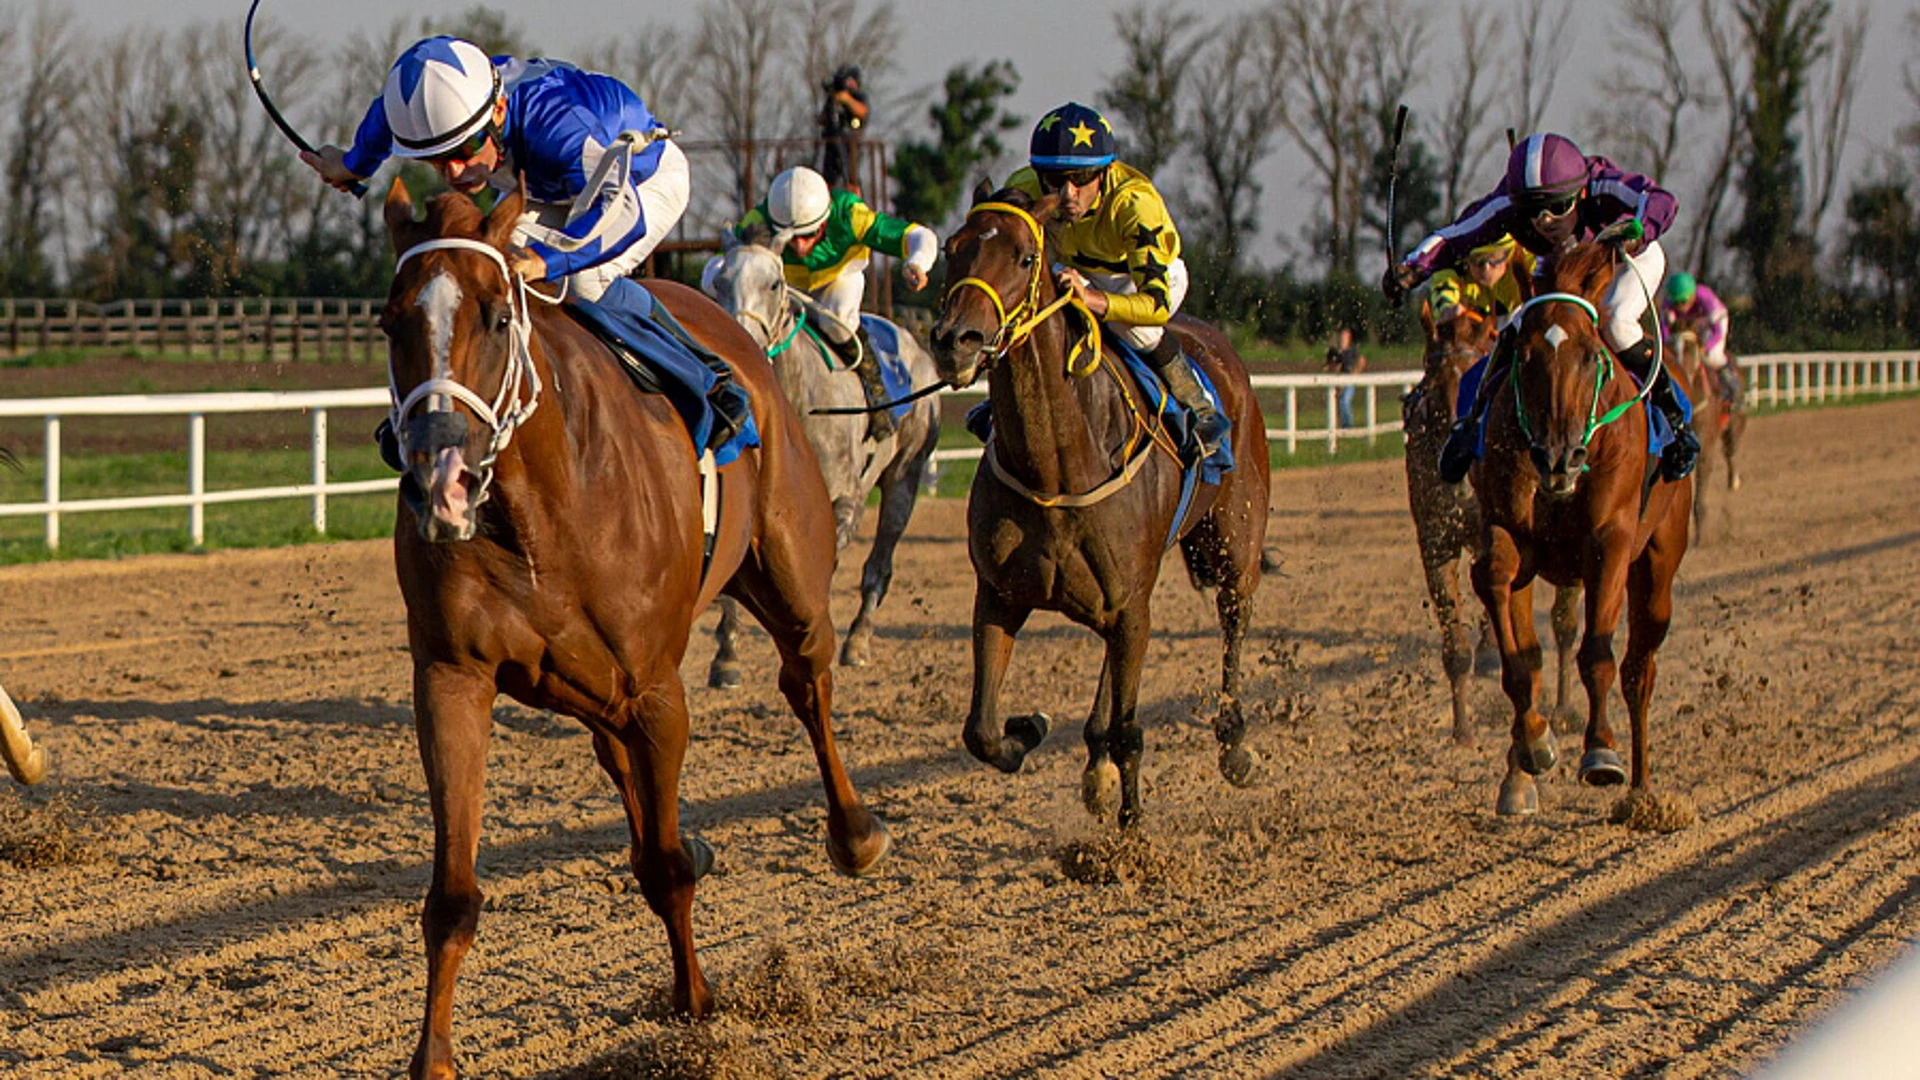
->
[388,238,557,497]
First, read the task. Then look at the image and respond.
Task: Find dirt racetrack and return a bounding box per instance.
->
[3,398,1918,1079]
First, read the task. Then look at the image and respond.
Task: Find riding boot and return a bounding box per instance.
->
[826,323,896,442]
[702,359,754,454]
[1719,364,1746,411]
[1617,339,1698,481]
[1147,334,1228,460]
[1437,325,1516,484]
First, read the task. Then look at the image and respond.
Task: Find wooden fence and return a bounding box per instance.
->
[1,298,385,363]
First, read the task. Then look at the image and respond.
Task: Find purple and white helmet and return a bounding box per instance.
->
[1505,133,1589,204]
[381,37,500,159]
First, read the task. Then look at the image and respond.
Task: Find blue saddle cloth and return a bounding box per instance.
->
[1106,335,1235,486]
[568,278,761,466]
[858,314,916,421]
[1454,352,1687,460]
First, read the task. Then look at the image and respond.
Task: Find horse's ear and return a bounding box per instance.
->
[970,176,994,207]
[485,174,528,251]
[385,178,417,255]
[721,224,740,252]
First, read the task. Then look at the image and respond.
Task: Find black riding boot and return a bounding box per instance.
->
[703,361,754,454]
[1148,334,1228,460]
[1437,326,1516,484]
[826,323,896,442]
[1617,339,1698,481]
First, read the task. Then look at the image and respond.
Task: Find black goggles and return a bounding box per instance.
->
[1521,192,1580,219]
[427,125,496,164]
[1036,166,1103,193]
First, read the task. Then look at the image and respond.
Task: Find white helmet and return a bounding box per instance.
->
[381,37,501,159]
[768,167,833,232]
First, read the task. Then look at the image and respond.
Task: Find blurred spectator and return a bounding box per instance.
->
[1324,326,1368,428]
[819,63,870,192]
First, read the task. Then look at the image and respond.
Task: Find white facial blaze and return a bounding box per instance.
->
[418,272,464,384]
[1544,324,1569,352]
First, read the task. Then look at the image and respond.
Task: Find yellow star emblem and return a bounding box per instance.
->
[1068,120,1096,147]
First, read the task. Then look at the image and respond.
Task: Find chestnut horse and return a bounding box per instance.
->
[1674,329,1746,542]
[380,183,890,1079]
[928,190,1270,828]
[1470,241,1692,816]
[1404,303,1579,744]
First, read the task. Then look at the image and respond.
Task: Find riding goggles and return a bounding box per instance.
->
[426,125,498,165]
[1036,166,1104,193]
[1521,192,1580,220]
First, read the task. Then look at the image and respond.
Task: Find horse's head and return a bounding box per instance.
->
[707,229,791,351]
[1509,242,1621,499]
[381,178,539,543]
[1421,303,1500,432]
[929,186,1063,388]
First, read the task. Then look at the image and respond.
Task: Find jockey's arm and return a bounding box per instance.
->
[304,97,390,189]
[522,89,664,279]
[852,201,939,290]
[1100,189,1180,327]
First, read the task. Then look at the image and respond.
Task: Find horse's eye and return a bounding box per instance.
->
[1020,253,1037,268]
[768,279,781,292]
[493,308,512,332]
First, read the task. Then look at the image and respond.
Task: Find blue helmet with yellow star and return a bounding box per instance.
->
[1030,102,1116,170]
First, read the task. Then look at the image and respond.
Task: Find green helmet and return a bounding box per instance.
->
[1665,272,1696,306]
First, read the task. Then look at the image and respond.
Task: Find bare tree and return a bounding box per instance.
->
[1804,2,1866,237]
[1438,5,1505,215]
[1187,12,1285,274]
[1099,3,1206,176]
[2,4,74,293]
[692,0,795,213]
[1265,0,1372,267]
[790,0,900,117]
[1686,0,1748,279]
[1584,0,1697,182]
[1513,0,1572,134]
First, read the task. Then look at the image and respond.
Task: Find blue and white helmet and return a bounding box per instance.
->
[381,37,500,159]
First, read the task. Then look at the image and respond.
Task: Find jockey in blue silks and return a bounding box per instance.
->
[305,36,750,459]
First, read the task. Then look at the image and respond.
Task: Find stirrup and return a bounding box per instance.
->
[706,383,752,452]
[1660,426,1699,482]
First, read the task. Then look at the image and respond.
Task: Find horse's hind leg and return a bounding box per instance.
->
[727,559,890,877]
[842,435,932,668]
[1101,604,1154,829]
[1212,574,1260,786]
[595,687,713,1016]
[1622,542,1680,791]
[1575,547,1635,789]
[708,596,744,690]
[1551,584,1581,722]
[408,665,496,1080]
[1421,547,1477,745]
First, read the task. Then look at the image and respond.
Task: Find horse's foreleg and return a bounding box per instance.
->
[1422,548,1476,746]
[408,664,495,1080]
[1103,605,1153,829]
[1213,578,1260,786]
[1575,542,1634,788]
[842,443,930,668]
[1473,535,1546,815]
[963,586,1041,773]
[707,596,744,690]
[1551,584,1582,721]
[615,684,714,1016]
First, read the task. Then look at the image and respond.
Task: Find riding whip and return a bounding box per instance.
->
[245,0,367,198]
[810,379,946,415]
[1385,104,1409,266]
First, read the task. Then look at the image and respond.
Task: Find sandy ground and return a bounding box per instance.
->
[2,398,1918,1079]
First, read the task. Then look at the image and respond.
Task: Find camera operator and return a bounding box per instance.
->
[818,63,869,192]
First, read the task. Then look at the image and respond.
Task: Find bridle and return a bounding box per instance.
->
[389,238,554,505]
[1509,291,1652,471]
[943,201,1102,377]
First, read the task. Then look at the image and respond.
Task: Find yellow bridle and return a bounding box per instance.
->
[943,201,1104,378]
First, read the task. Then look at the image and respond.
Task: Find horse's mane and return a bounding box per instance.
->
[1545,242,1619,304]
[422,191,487,239]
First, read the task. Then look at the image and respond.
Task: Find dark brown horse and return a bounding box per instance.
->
[1404,303,1580,745]
[1470,241,1692,816]
[928,190,1270,828]
[380,182,889,1079]
[1673,329,1747,542]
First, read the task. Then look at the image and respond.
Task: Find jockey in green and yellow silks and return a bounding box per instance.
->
[1425,236,1535,324]
[1006,101,1226,457]
[723,165,936,441]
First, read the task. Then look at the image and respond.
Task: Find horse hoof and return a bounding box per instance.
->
[1730,474,1742,492]
[1082,759,1121,818]
[1006,712,1051,754]
[1578,748,1628,787]
[1496,773,1540,816]
[707,663,743,691]
[683,834,716,880]
[839,629,873,668]
[827,814,892,878]
[1516,737,1557,776]
[1218,744,1261,788]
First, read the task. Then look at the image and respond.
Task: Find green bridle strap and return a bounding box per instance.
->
[764,306,806,358]
[1510,291,1644,461]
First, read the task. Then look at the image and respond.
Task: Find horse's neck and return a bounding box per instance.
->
[990,317,1126,492]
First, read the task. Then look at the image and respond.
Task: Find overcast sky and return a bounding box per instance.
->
[47,0,1920,266]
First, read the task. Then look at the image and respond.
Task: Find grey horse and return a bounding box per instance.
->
[703,237,942,676]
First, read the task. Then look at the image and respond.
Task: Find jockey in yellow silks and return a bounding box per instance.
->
[1004,101,1227,457]
[1425,236,1536,324]
[719,165,936,441]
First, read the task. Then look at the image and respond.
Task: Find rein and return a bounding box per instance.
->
[1510,287,1655,468]
[390,237,553,505]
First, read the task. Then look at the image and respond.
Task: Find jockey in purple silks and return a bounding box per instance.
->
[1383,132,1698,484]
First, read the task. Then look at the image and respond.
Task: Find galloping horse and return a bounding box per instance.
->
[380,182,889,1079]
[703,236,941,674]
[1674,329,1746,542]
[1470,240,1692,816]
[929,189,1270,828]
[1404,303,1580,744]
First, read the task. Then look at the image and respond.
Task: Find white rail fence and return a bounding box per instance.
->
[0,352,1913,549]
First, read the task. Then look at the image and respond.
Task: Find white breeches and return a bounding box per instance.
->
[1600,239,1664,352]
[514,140,691,302]
[1084,256,1189,350]
[805,263,868,344]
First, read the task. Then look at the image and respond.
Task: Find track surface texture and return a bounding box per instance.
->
[3,399,1917,1079]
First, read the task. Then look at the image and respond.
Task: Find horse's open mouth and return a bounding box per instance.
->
[424,446,482,540]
